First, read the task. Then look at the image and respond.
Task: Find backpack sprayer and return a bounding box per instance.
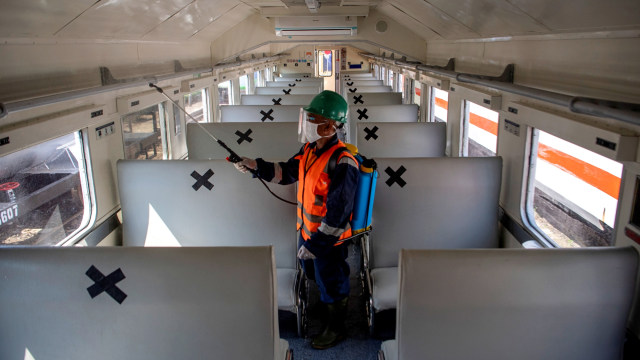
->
[148,83,296,205]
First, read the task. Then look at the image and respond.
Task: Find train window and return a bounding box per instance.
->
[239,75,249,96]
[398,74,404,99]
[318,50,333,77]
[0,133,91,245]
[121,103,169,160]
[254,71,263,89]
[462,101,498,157]
[183,88,210,123]
[388,70,394,88]
[412,81,421,106]
[172,103,182,136]
[525,130,622,247]
[430,87,448,123]
[218,80,232,105]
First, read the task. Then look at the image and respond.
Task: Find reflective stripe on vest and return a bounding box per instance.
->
[297,141,356,244]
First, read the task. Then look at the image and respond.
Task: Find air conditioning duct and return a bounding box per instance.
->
[275,16,357,36]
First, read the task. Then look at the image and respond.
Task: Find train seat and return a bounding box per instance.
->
[0,246,292,360]
[363,157,502,334]
[266,81,322,88]
[187,122,300,160]
[240,94,315,106]
[256,87,321,95]
[342,85,392,97]
[274,77,320,82]
[379,247,639,360]
[342,72,374,78]
[346,104,419,143]
[344,92,403,106]
[117,159,306,336]
[342,79,384,87]
[221,104,300,122]
[355,122,445,157]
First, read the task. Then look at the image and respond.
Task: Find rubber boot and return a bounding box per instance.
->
[311,297,348,349]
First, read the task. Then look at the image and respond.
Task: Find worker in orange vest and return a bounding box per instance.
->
[234,90,359,349]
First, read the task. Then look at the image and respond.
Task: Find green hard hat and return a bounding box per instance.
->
[303,90,348,123]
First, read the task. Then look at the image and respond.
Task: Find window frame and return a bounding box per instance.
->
[0,130,95,246]
[512,102,635,248]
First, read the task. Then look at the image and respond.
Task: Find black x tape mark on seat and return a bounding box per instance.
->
[191,169,214,191]
[235,129,253,144]
[296,79,302,82]
[288,83,296,87]
[272,98,282,105]
[349,88,358,93]
[385,166,407,188]
[283,89,292,95]
[364,126,379,141]
[86,265,127,304]
[260,109,275,121]
[347,82,354,86]
[357,108,369,120]
[353,95,364,104]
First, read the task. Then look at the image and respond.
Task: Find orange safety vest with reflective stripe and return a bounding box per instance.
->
[297,141,357,244]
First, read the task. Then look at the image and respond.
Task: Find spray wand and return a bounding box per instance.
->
[148,83,296,205]
[149,83,244,164]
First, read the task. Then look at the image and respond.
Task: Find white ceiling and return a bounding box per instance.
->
[0,0,638,42]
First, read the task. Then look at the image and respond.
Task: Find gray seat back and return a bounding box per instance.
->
[344,85,392,94]
[267,81,321,87]
[345,92,402,106]
[371,157,502,268]
[0,246,281,360]
[355,122,445,158]
[396,248,639,360]
[343,73,374,78]
[256,87,320,95]
[241,94,315,105]
[343,79,384,87]
[220,105,300,122]
[274,77,317,82]
[117,159,297,269]
[348,104,419,141]
[349,104,418,123]
[187,122,300,160]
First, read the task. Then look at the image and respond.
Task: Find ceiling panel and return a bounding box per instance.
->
[424,0,551,37]
[383,0,480,40]
[0,0,92,37]
[181,3,257,42]
[509,0,640,31]
[376,3,442,41]
[144,0,243,40]
[56,0,194,39]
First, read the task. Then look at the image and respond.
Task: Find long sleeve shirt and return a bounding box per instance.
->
[253,135,359,257]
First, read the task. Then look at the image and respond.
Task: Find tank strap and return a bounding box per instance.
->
[327,146,348,178]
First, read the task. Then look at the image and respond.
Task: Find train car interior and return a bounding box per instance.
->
[1,1,640,359]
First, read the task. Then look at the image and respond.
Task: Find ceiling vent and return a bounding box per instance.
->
[275,16,357,36]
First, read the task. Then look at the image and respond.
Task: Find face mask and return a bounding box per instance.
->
[304,120,325,143]
[298,109,336,143]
